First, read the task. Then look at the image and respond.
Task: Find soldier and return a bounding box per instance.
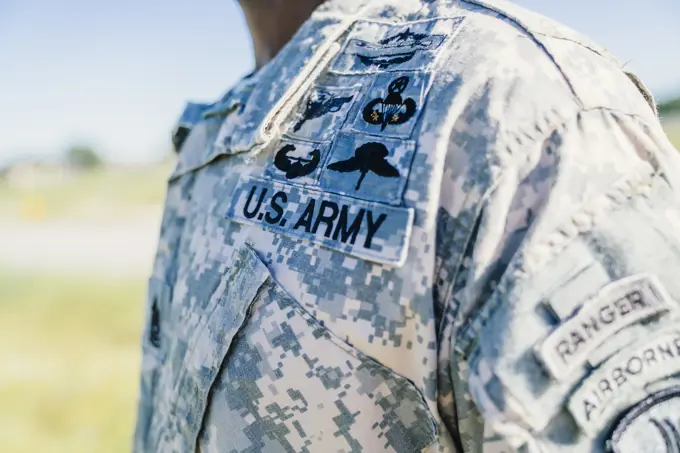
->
[134,0,680,452]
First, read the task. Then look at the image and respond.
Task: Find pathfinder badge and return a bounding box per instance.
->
[327,142,400,190]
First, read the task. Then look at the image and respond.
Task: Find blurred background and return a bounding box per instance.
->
[0,1,679,452]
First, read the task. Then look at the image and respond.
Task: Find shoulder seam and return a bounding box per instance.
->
[532,31,615,62]
[452,106,662,358]
[459,0,585,109]
[454,164,659,358]
[504,107,659,195]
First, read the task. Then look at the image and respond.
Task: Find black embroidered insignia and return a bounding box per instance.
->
[380,28,441,49]
[354,28,445,69]
[650,418,680,453]
[149,298,161,348]
[274,144,321,179]
[327,142,400,190]
[607,386,680,453]
[362,76,417,131]
[294,90,353,132]
[356,52,416,70]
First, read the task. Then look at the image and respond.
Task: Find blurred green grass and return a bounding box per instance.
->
[666,122,680,148]
[0,271,145,453]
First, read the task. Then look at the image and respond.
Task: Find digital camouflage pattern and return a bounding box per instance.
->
[132,0,680,452]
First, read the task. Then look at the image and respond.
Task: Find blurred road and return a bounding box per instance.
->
[0,212,161,276]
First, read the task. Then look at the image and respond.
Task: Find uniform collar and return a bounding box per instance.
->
[172,0,383,179]
[216,0,375,153]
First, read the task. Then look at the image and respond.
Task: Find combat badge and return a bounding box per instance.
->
[331,17,465,74]
[352,28,444,70]
[225,176,414,266]
[607,386,680,453]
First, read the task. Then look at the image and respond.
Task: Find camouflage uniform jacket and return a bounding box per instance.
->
[133,0,680,452]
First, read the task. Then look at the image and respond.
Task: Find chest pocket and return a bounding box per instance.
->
[150,243,436,453]
[133,277,173,453]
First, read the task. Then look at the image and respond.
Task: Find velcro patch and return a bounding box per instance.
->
[287,85,359,141]
[320,132,416,205]
[330,17,465,74]
[567,327,680,436]
[264,137,331,185]
[607,386,680,453]
[350,71,431,139]
[537,274,673,380]
[225,176,414,266]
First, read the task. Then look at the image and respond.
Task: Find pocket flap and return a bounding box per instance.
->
[159,246,270,452]
[157,244,437,452]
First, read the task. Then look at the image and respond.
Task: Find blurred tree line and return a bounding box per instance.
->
[660,97,680,117]
[65,145,103,169]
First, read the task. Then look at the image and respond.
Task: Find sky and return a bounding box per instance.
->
[1,0,679,165]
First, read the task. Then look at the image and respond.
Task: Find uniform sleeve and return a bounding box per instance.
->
[450,108,680,452]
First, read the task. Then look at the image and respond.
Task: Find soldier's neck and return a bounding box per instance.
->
[239,0,326,69]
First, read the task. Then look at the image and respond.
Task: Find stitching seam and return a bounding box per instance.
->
[459,0,585,110]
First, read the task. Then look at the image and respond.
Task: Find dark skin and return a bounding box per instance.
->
[237,0,326,69]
